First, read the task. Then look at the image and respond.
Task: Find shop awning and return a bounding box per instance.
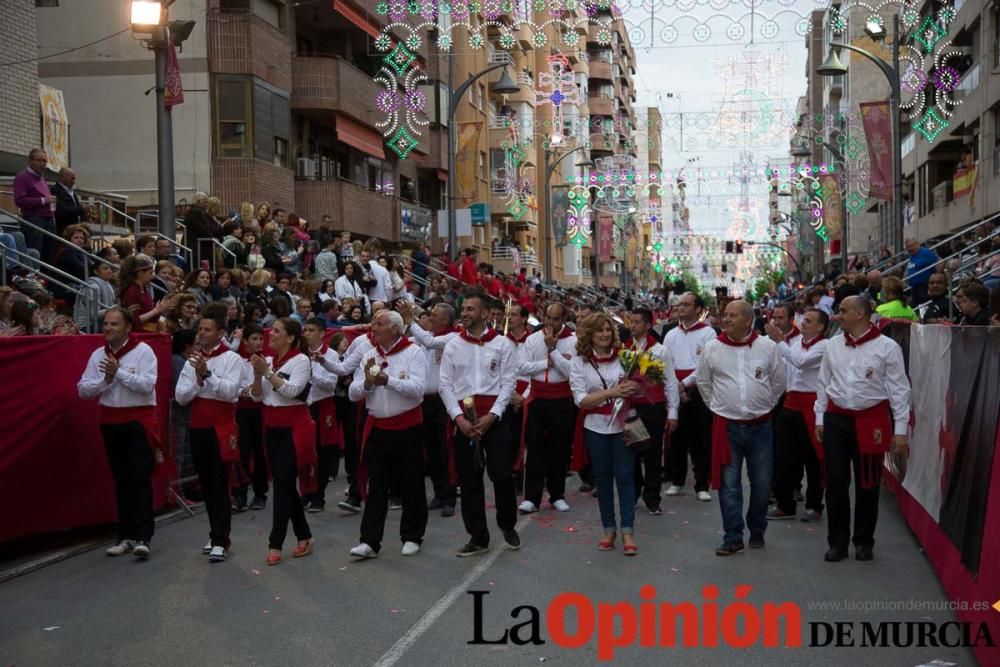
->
[336,113,386,160]
[332,0,381,40]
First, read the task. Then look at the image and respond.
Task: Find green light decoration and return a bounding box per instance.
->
[914,15,947,54]
[913,108,949,142]
[845,135,866,161]
[387,128,418,158]
[844,191,868,216]
[375,34,393,52]
[386,43,415,76]
[653,263,663,273]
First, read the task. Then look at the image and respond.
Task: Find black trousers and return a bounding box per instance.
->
[343,400,367,503]
[265,426,312,549]
[823,412,880,552]
[505,404,525,491]
[454,420,517,547]
[774,408,824,514]
[100,422,155,543]
[523,396,574,506]
[335,395,354,487]
[633,402,666,507]
[667,389,712,491]
[422,394,455,504]
[190,427,231,548]
[308,402,340,503]
[360,425,428,552]
[235,407,268,497]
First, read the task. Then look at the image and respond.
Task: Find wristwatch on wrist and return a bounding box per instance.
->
[201,370,213,381]
[265,370,274,380]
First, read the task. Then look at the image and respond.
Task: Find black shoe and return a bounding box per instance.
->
[793,490,805,502]
[855,546,874,561]
[249,495,266,511]
[389,497,403,510]
[824,547,847,562]
[647,504,662,516]
[301,495,312,508]
[456,542,490,557]
[233,489,248,513]
[715,542,745,556]
[428,497,444,510]
[578,483,593,493]
[590,488,598,498]
[306,501,325,513]
[338,499,362,513]
[749,533,765,549]
[440,504,456,518]
[502,530,521,550]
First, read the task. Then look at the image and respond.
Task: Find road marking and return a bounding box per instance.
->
[372,515,534,667]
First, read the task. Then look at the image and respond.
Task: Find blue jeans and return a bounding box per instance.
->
[719,422,773,545]
[585,429,637,534]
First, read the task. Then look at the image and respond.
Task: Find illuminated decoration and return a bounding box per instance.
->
[932,66,959,92]
[374,47,429,159]
[710,49,790,148]
[912,107,949,142]
[913,14,947,54]
[534,54,580,132]
[566,188,592,247]
[901,64,928,94]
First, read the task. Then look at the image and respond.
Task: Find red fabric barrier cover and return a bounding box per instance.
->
[0,333,174,544]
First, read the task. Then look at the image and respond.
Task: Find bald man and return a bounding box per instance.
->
[54,167,87,235]
[815,296,910,563]
[697,300,786,556]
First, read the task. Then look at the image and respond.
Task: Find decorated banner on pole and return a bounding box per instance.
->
[164,38,184,110]
[598,215,614,262]
[551,185,570,247]
[455,121,482,204]
[860,101,893,201]
[38,84,69,172]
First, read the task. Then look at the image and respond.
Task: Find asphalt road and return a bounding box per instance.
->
[0,477,977,667]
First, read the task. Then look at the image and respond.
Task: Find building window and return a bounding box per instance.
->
[35,0,59,7]
[479,151,487,181]
[214,76,289,166]
[252,0,286,29]
[253,82,290,167]
[215,78,252,158]
[478,83,486,112]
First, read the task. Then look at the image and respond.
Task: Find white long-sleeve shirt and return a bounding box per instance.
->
[321,332,374,378]
[174,345,245,406]
[662,321,717,388]
[365,260,391,303]
[438,330,516,420]
[625,334,680,419]
[814,329,911,435]
[408,323,459,395]
[307,346,340,404]
[519,327,576,384]
[696,334,786,421]
[253,354,312,407]
[77,341,157,407]
[335,275,366,305]
[569,355,625,435]
[348,341,426,417]
[775,335,827,393]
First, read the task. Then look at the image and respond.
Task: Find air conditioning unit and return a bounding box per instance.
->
[296,157,315,180]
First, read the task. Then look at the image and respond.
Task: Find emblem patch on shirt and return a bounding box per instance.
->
[490,358,499,374]
[754,367,763,380]
[435,351,443,363]
[325,415,333,428]
[399,370,408,379]
[229,434,238,451]
[695,346,703,356]
[865,367,875,379]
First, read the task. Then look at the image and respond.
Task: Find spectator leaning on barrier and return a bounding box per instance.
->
[955,282,991,326]
[905,238,940,306]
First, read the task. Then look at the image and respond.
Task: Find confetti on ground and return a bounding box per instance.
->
[670,568,680,573]
[274,596,280,600]
[562,526,578,532]
[339,566,348,571]
[251,569,261,576]
[262,610,269,614]
[389,608,405,614]
[43,626,60,631]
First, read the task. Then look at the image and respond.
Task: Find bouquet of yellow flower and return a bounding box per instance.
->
[617,349,667,385]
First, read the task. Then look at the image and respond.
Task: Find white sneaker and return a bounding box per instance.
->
[665,485,682,496]
[518,500,538,514]
[350,543,378,559]
[106,540,134,557]
[202,541,212,555]
[552,499,571,512]
[401,541,420,556]
[133,542,150,560]
[208,545,226,562]
[697,491,712,502]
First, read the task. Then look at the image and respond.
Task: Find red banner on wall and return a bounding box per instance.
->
[0,334,174,544]
[598,215,614,262]
[860,101,892,201]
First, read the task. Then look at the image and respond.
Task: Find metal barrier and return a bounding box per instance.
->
[196,238,237,272]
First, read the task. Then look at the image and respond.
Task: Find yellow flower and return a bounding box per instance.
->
[638,354,652,375]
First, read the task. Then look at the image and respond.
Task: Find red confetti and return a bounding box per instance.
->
[562,526,578,532]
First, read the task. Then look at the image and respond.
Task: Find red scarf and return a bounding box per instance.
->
[310,343,329,357]
[801,335,823,350]
[552,325,573,340]
[377,336,412,357]
[679,321,709,333]
[435,326,460,338]
[717,331,758,347]
[785,326,801,342]
[104,336,141,361]
[236,341,256,359]
[459,327,498,345]
[201,343,229,359]
[590,346,620,364]
[506,329,529,344]
[845,325,880,347]
[626,333,658,351]
[272,347,302,371]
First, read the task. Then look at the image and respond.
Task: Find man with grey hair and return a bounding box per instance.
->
[54,167,88,236]
[348,309,428,559]
[697,299,786,556]
[400,300,461,516]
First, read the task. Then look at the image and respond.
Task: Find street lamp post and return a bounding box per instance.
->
[817,13,903,254]
[446,63,519,262]
[542,144,590,283]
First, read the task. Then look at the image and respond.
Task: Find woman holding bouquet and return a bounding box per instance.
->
[569,312,642,555]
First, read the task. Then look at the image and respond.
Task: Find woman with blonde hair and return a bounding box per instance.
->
[569,312,641,555]
[247,268,273,314]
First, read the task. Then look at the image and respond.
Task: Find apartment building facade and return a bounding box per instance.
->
[0,2,42,176]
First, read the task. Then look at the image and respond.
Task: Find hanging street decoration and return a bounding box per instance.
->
[534,54,580,132]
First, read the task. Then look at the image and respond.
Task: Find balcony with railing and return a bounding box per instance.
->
[207,9,292,91]
[291,55,381,123]
[956,62,980,95]
[902,132,916,158]
[589,60,612,80]
[294,179,399,240]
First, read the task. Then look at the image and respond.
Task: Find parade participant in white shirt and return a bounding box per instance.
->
[302,318,341,513]
[764,306,829,522]
[78,307,161,560]
[626,308,679,515]
[504,304,532,483]
[400,300,461,516]
[175,302,245,563]
[359,249,391,304]
[439,291,520,556]
[662,292,717,501]
[569,312,642,555]
[518,302,577,514]
[234,324,268,511]
[815,296,910,563]
[697,300,786,556]
[347,310,428,559]
[249,318,316,566]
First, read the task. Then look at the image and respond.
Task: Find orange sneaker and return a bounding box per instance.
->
[266,550,282,566]
[292,539,314,558]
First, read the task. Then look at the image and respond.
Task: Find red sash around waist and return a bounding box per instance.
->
[783,391,822,461]
[262,404,318,496]
[710,413,771,490]
[529,379,572,400]
[358,405,423,500]
[674,368,694,381]
[100,405,170,474]
[190,398,239,464]
[827,399,892,489]
[571,403,614,473]
[515,379,529,395]
[314,396,343,450]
